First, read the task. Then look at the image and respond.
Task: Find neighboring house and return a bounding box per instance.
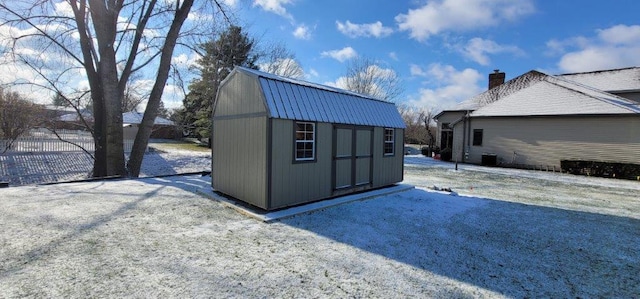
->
[122,111,177,139]
[57,110,177,139]
[212,66,406,210]
[435,67,640,172]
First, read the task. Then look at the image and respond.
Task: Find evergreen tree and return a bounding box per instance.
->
[51,91,67,107]
[181,26,259,142]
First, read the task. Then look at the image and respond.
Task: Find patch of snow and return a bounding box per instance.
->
[0,153,638,297]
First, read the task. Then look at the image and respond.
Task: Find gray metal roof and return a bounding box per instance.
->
[235,66,406,128]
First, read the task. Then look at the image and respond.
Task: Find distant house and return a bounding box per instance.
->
[56,110,177,139]
[122,111,177,139]
[212,66,406,210]
[435,67,640,172]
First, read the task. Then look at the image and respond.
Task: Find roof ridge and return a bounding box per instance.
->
[558,66,640,76]
[457,70,547,110]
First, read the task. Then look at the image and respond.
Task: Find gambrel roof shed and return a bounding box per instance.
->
[212,66,406,211]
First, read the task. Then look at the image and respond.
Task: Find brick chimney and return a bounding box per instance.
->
[488,69,505,90]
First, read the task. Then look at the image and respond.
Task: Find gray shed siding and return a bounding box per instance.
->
[466,116,640,168]
[212,71,269,208]
[268,121,404,210]
[269,119,333,209]
[214,71,268,117]
[372,127,404,187]
[212,116,268,208]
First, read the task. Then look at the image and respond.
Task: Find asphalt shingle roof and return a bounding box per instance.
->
[438,69,640,118]
[558,67,640,92]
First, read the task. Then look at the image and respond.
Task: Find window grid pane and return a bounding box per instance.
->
[295,122,315,160]
[384,128,394,155]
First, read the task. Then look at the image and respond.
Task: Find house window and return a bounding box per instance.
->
[384,128,395,156]
[295,122,315,161]
[473,129,483,146]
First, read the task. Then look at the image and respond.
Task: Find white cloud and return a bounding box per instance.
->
[321,47,357,62]
[253,0,294,20]
[409,64,427,77]
[395,0,535,41]
[187,11,215,22]
[336,20,393,38]
[221,0,239,7]
[308,68,319,78]
[460,37,524,66]
[54,1,74,17]
[597,24,640,45]
[389,52,398,61]
[407,64,483,110]
[171,52,200,67]
[551,24,640,73]
[293,24,311,40]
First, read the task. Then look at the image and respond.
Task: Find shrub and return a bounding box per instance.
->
[561,160,640,180]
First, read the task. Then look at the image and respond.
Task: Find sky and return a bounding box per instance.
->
[1,0,639,112]
[226,0,640,110]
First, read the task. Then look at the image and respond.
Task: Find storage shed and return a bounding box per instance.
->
[212,66,406,210]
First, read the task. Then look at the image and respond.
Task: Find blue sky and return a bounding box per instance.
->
[227,0,640,110]
[1,0,639,112]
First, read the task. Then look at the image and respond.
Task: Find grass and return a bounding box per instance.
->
[148,139,211,153]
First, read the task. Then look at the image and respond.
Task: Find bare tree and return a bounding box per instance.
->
[418,107,437,155]
[259,42,304,79]
[397,104,422,144]
[0,88,44,154]
[0,0,230,177]
[342,57,403,102]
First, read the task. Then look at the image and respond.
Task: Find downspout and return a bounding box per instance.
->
[465,110,471,162]
[460,110,471,163]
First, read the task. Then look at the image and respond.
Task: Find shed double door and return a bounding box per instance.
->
[333,126,373,194]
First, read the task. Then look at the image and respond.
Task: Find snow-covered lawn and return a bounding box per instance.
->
[0,140,211,186]
[0,155,638,297]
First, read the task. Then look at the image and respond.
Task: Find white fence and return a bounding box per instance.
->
[1,128,137,153]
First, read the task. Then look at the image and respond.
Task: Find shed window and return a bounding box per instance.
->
[473,129,483,146]
[384,128,395,156]
[295,122,315,161]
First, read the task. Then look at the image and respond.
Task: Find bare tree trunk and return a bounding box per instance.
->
[73,0,126,177]
[127,0,194,177]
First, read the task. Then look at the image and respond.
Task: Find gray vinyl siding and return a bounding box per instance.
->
[212,116,268,208]
[450,122,466,162]
[466,116,640,168]
[269,119,332,209]
[372,127,404,187]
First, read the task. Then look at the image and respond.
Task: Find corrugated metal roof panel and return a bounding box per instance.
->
[241,67,405,128]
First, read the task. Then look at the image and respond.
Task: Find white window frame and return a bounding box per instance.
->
[383,128,395,156]
[295,122,315,161]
